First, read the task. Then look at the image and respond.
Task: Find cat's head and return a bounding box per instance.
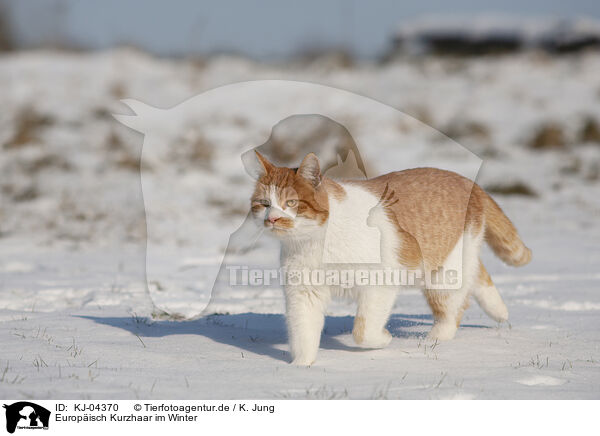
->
[250,152,329,240]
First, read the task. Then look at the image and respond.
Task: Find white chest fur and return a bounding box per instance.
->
[282,183,401,271]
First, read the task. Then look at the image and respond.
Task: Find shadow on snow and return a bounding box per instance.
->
[77,313,488,363]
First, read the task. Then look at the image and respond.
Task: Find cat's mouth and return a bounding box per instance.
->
[264,218,294,232]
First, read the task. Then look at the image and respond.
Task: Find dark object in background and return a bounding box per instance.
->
[529,123,566,150]
[485,182,538,197]
[541,34,600,53]
[413,34,522,56]
[579,117,600,144]
[391,17,600,57]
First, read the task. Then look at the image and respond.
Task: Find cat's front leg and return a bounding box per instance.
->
[285,286,329,366]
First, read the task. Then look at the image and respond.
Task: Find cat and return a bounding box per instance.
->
[250,151,531,365]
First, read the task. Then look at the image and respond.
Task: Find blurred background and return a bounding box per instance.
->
[3,0,600,58]
[0,0,599,314]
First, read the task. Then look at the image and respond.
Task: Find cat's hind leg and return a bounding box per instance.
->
[424,229,483,340]
[353,286,397,348]
[472,261,508,322]
[423,287,471,341]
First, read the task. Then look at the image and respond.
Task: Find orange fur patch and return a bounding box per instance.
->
[322,178,346,201]
[478,261,494,287]
[354,168,482,269]
[423,290,449,321]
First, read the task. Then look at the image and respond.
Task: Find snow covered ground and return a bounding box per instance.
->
[0,49,599,399]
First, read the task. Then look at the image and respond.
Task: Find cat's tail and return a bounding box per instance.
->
[481,190,532,267]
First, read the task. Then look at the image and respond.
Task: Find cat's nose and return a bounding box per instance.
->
[268,216,280,224]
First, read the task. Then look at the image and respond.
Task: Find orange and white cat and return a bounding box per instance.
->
[250,152,531,366]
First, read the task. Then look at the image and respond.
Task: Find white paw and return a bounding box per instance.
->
[356,329,392,349]
[291,356,315,366]
[427,322,457,341]
[492,304,509,323]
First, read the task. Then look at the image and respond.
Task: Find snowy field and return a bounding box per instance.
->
[0,49,599,399]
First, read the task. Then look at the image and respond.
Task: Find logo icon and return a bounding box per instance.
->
[3,402,50,434]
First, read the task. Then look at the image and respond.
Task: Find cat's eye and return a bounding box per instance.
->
[286,199,298,208]
[253,199,270,207]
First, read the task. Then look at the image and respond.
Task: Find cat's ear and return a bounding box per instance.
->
[242,150,274,179]
[298,153,321,187]
[254,151,274,175]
